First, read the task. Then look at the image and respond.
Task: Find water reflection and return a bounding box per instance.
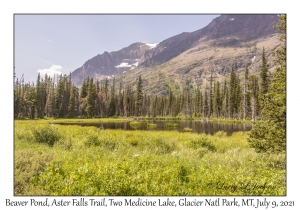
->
[58,120,253,135]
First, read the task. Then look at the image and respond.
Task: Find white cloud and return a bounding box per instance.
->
[37,65,63,77]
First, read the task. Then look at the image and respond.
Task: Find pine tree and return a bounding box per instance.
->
[108,78,116,116]
[235,74,242,118]
[68,85,77,117]
[55,75,64,117]
[260,47,269,95]
[45,81,56,117]
[184,92,192,118]
[80,78,88,99]
[248,15,286,153]
[221,80,229,118]
[203,88,209,118]
[229,65,237,118]
[124,85,131,117]
[86,78,96,117]
[195,88,202,117]
[213,81,221,118]
[135,75,143,116]
[243,65,251,120]
[249,75,259,120]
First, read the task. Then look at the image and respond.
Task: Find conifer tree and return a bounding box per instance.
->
[243,65,251,120]
[86,78,96,117]
[249,75,259,120]
[124,85,131,117]
[68,85,77,117]
[260,47,269,95]
[45,81,56,117]
[135,75,143,116]
[55,74,64,117]
[108,78,116,116]
[229,65,237,118]
[248,15,286,153]
[203,88,209,118]
[80,78,88,99]
[213,81,221,118]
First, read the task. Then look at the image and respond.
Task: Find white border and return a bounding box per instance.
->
[1,0,298,209]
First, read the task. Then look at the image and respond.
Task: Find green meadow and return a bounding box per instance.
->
[14,119,286,196]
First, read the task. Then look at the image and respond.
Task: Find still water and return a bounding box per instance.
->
[59,120,253,135]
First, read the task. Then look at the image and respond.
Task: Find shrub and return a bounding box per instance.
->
[214,131,227,138]
[129,121,148,129]
[85,131,117,151]
[14,150,53,195]
[183,127,192,132]
[188,133,216,151]
[247,121,286,153]
[32,125,61,146]
[166,122,179,127]
[147,123,157,128]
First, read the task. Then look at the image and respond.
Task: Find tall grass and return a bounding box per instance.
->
[166,122,179,127]
[14,120,286,196]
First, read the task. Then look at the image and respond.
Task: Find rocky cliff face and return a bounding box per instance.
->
[139,14,279,67]
[71,42,155,85]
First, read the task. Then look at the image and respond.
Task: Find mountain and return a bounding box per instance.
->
[71,42,157,85]
[139,14,279,67]
[71,14,282,94]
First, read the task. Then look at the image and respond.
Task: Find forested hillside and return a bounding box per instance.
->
[13,42,281,121]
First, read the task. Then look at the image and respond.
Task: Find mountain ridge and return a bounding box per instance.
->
[71,14,281,92]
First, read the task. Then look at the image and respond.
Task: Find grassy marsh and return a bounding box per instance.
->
[14,119,286,196]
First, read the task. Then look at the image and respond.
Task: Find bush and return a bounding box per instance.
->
[166,122,179,127]
[188,133,216,151]
[214,131,227,138]
[85,131,117,151]
[14,150,53,195]
[32,125,61,146]
[129,121,148,129]
[247,121,286,153]
[85,132,100,147]
[183,127,192,132]
[147,123,157,128]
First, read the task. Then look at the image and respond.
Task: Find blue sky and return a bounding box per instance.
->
[14,14,219,83]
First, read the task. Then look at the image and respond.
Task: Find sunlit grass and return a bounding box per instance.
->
[14,120,286,196]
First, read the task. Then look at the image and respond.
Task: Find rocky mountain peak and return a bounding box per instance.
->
[71,14,280,87]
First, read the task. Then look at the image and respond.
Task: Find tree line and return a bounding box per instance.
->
[14,15,286,153]
[14,48,270,121]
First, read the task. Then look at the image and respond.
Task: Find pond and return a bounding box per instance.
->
[57,120,253,135]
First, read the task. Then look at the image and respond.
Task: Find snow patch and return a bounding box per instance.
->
[251,56,256,63]
[145,43,158,48]
[115,62,132,68]
[229,18,235,21]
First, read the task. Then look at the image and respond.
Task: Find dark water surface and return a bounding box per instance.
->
[58,120,253,135]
